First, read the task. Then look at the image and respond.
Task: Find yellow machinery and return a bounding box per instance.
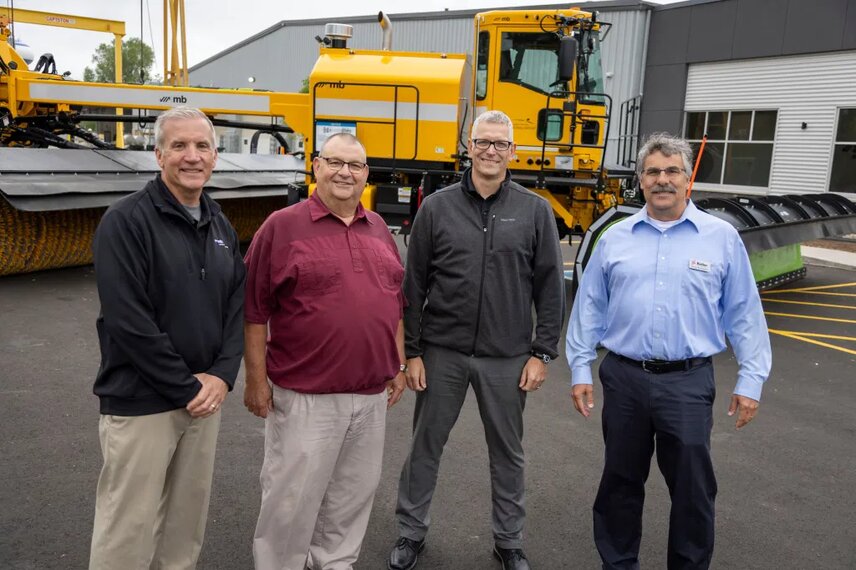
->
[306,9,627,235]
[1,8,854,281]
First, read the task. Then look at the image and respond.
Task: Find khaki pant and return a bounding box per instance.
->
[253,387,387,570]
[89,409,221,570]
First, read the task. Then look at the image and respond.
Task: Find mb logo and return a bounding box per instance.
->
[159,95,188,103]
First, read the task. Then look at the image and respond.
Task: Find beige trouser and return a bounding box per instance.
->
[89,408,221,570]
[253,386,387,570]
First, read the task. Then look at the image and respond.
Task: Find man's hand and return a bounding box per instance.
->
[728,394,759,429]
[519,357,547,392]
[187,373,229,418]
[244,377,273,419]
[571,383,595,418]
[386,372,406,409]
[405,357,427,391]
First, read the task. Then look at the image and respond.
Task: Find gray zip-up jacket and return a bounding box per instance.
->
[404,169,564,359]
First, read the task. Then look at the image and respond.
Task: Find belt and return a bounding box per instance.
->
[613,353,711,374]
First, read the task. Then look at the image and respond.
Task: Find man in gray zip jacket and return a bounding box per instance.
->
[388,110,564,570]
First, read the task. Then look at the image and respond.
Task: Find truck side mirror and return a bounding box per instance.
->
[558,36,578,83]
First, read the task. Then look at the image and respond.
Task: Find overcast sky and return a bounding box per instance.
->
[6,0,677,81]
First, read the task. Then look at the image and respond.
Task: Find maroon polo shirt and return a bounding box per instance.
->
[244,192,404,394]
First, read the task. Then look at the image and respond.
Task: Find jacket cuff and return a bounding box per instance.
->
[531,343,558,360]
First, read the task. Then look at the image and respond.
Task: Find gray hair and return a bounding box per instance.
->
[636,132,693,176]
[154,107,216,151]
[318,132,366,156]
[472,109,514,141]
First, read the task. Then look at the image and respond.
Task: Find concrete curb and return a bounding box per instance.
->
[801,246,856,272]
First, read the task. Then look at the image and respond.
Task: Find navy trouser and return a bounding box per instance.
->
[594,352,717,570]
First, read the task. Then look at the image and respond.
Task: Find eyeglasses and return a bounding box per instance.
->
[642,166,686,179]
[472,139,513,151]
[318,156,368,174]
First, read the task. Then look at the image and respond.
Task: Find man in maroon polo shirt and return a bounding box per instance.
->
[243,132,407,570]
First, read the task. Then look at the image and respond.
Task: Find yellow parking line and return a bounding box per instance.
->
[769,330,856,356]
[763,282,856,294]
[762,298,856,310]
[768,329,856,342]
[764,311,856,324]
[762,291,856,298]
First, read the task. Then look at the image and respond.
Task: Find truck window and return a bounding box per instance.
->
[499,32,560,95]
[577,29,604,104]
[476,31,489,101]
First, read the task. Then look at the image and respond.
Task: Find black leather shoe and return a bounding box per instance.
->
[493,545,531,570]
[388,537,426,570]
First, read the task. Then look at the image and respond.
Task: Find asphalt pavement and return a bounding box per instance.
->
[1,245,854,569]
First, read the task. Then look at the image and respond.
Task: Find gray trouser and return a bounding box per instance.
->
[396,344,529,548]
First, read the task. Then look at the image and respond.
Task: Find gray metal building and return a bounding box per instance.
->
[189,2,653,163]
[640,0,856,195]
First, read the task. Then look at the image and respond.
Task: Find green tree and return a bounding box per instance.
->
[83,37,157,84]
[300,77,310,93]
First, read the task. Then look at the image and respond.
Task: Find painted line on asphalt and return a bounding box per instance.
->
[764,311,856,324]
[768,329,856,356]
[767,330,856,342]
[763,282,856,294]
[762,298,856,310]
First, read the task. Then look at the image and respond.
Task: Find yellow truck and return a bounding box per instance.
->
[1,8,854,284]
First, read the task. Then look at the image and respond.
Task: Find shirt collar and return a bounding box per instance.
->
[461,168,511,202]
[151,174,217,224]
[630,200,701,233]
[307,190,372,224]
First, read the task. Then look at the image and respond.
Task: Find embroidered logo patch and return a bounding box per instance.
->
[213,238,229,250]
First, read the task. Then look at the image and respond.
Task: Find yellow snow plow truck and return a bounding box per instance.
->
[1,8,854,285]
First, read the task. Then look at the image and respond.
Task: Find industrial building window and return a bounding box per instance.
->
[830,108,856,193]
[685,110,777,188]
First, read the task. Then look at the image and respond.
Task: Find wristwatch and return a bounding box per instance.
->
[531,351,551,364]
[399,363,408,373]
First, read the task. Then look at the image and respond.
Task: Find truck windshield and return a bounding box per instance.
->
[499,32,560,95]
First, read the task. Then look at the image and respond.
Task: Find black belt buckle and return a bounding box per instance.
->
[642,359,668,374]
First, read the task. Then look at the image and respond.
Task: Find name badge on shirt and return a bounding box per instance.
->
[689,259,711,273]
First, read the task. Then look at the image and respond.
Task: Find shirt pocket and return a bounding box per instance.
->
[296,257,342,295]
[681,266,718,300]
[372,249,404,291]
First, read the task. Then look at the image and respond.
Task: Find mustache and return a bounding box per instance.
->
[650,183,677,194]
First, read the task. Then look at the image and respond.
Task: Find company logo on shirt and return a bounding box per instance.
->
[213,238,230,250]
[499,218,516,222]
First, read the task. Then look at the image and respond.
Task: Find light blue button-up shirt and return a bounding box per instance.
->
[566,201,771,401]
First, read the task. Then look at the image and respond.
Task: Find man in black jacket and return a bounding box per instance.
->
[89,107,245,570]
[388,110,564,570]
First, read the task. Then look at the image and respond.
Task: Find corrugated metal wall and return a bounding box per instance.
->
[189,4,650,163]
[685,51,856,194]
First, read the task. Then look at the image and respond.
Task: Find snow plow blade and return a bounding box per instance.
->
[573,194,856,294]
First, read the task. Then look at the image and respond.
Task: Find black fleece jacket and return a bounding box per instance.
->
[404,169,564,360]
[92,176,246,416]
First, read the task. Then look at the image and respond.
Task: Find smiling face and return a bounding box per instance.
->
[312,135,369,211]
[155,117,217,205]
[469,121,515,182]
[640,150,690,221]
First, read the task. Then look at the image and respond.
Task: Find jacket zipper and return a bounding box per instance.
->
[470,206,492,355]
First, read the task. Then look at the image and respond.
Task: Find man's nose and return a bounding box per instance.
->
[184,145,202,161]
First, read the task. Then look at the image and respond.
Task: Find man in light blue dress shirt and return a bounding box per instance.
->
[566,132,771,570]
